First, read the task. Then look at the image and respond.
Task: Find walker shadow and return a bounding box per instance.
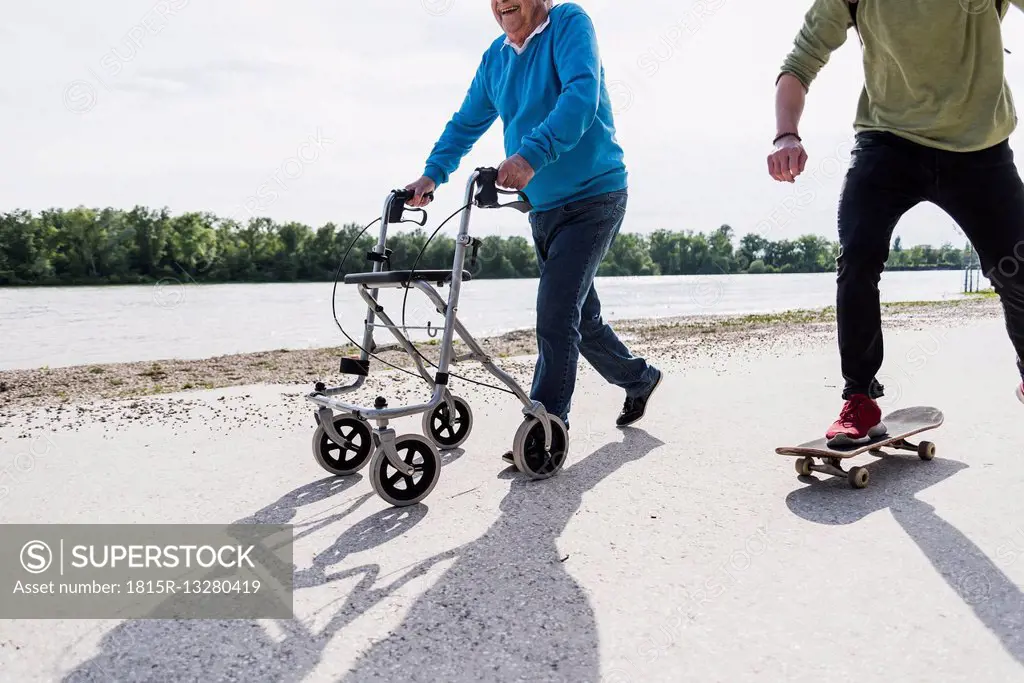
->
[58,455,451,682]
[339,427,665,683]
[787,454,1024,669]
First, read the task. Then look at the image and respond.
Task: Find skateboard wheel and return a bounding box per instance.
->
[795,457,814,477]
[848,466,869,489]
[918,441,936,461]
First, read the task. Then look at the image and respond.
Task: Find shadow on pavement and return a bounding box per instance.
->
[58,454,450,682]
[787,453,1024,669]
[61,432,661,683]
[339,427,665,682]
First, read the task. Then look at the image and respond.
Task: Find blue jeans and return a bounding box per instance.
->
[528,189,659,427]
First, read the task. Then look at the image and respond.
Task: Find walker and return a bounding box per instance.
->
[304,167,570,507]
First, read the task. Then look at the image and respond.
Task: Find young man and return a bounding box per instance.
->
[404,1,663,449]
[769,0,1024,446]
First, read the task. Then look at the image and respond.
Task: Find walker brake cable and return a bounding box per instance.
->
[399,200,518,396]
[330,217,425,380]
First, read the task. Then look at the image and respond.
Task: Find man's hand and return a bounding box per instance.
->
[496,154,535,190]
[767,135,808,183]
[404,176,436,207]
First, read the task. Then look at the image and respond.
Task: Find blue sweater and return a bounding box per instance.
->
[422,3,627,213]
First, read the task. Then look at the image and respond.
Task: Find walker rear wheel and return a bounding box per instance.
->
[423,396,473,450]
[312,415,373,476]
[369,435,441,507]
[512,416,569,481]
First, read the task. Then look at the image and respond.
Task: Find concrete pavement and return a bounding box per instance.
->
[1,314,1023,682]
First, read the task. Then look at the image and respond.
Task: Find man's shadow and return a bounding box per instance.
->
[339,427,666,683]
[787,454,1024,668]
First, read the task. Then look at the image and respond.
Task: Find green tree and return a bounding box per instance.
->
[747,259,767,274]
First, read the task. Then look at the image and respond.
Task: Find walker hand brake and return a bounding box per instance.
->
[388,189,434,226]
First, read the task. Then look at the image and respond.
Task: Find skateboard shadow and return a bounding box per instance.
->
[785,455,967,525]
[787,455,1024,670]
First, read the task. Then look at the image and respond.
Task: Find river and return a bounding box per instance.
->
[0,270,988,371]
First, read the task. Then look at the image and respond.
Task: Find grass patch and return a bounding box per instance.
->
[88,366,105,374]
[139,363,167,380]
[639,298,989,338]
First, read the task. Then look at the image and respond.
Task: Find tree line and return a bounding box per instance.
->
[0,207,972,286]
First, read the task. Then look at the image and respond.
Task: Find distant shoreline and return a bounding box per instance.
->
[0,206,977,285]
[0,265,980,289]
[0,294,1000,413]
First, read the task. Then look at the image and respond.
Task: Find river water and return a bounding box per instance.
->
[0,270,987,371]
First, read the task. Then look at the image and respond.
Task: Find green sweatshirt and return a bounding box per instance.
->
[779,0,1022,152]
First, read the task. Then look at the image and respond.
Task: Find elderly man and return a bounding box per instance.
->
[405,0,662,448]
[769,0,1024,446]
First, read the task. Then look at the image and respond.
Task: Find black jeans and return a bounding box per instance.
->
[837,131,1024,399]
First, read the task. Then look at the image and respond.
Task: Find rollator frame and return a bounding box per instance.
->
[305,168,555,481]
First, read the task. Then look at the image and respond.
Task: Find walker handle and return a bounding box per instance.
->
[474,167,533,213]
[394,188,434,203]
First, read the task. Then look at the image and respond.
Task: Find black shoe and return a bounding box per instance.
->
[617,369,663,427]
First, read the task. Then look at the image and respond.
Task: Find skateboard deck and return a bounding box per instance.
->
[776,406,944,489]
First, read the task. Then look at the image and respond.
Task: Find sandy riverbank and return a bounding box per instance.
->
[0,295,1002,417]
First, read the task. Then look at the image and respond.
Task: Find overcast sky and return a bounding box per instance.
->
[5,0,1024,248]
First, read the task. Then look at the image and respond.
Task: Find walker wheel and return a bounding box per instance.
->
[795,457,814,477]
[848,466,870,489]
[918,441,936,461]
[369,435,441,507]
[312,415,373,476]
[423,396,473,450]
[512,416,569,481]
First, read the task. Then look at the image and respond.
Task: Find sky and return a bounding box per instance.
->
[5,0,1024,248]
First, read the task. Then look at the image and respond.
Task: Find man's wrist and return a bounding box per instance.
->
[516,145,545,174]
[773,132,801,145]
[423,164,446,186]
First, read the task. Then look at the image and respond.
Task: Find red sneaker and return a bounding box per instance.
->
[1017,383,1024,405]
[826,394,887,447]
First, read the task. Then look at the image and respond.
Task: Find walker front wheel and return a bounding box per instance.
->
[369,435,441,507]
[312,415,373,476]
[512,416,569,481]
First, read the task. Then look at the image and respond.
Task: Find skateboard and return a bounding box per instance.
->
[776,406,944,489]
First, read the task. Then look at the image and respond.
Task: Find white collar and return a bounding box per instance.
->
[502,17,551,55]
